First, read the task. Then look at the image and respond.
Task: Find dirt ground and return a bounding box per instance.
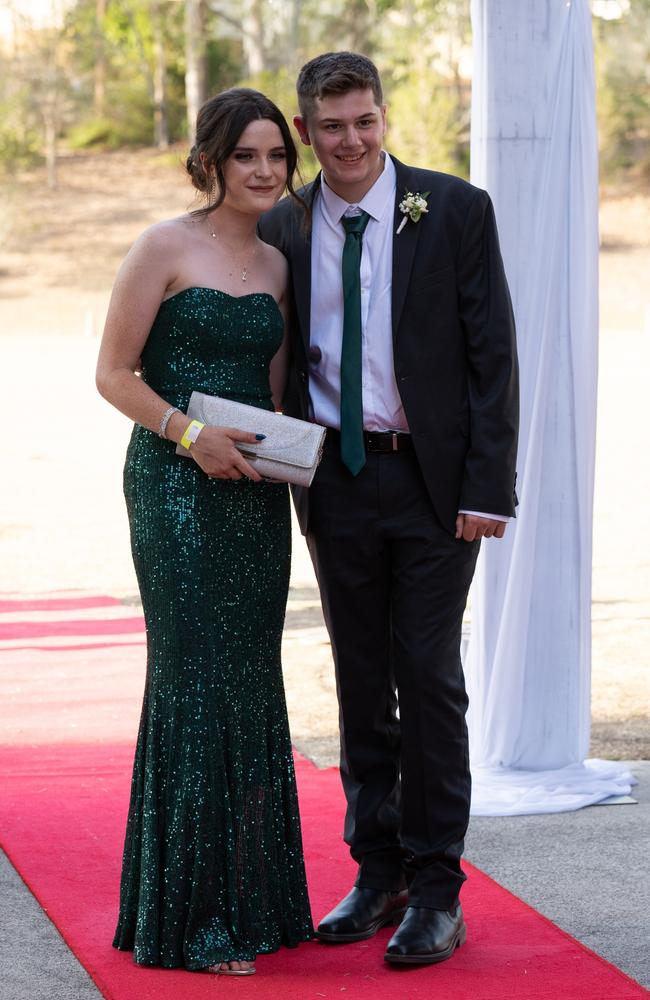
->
[0,148,648,763]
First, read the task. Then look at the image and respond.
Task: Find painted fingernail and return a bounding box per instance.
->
[255,434,266,440]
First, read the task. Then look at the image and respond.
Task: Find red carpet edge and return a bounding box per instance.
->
[1,742,647,1000]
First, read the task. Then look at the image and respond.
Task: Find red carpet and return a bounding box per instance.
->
[1,594,647,999]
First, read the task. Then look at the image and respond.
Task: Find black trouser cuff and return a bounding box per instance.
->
[355,863,407,894]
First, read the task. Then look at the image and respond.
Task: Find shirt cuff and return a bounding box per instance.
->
[458,510,512,523]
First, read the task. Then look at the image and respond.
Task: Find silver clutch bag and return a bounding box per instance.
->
[176,391,326,488]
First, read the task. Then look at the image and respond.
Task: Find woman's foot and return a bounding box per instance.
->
[207,960,256,976]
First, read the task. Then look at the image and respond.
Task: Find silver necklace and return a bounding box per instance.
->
[207,220,258,282]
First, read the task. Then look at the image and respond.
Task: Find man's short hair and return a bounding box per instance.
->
[297,51,384,121]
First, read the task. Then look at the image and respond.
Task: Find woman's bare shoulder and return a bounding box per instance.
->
[130,214,199,257]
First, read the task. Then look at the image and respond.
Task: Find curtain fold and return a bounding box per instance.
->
[465,0,634,813]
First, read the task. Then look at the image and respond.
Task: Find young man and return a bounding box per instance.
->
[259,51,518,966]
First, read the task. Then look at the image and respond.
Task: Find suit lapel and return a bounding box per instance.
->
[391,158,423,341]
[291,175,321,351]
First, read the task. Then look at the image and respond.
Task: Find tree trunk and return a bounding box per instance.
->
[185,0,207,143]
[44,112,57,190]
[242,0,266,76]
[347,0,375,56]
[152,2,169,149]
[94,0,107,117]
[288,0,301,71]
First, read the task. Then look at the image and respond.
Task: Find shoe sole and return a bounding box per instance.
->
[316,908,407,944]
[383,922,467,965]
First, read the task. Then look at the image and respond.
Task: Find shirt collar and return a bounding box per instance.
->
[320,152,396,224]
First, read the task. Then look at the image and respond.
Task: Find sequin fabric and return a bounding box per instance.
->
[113,287,313,969]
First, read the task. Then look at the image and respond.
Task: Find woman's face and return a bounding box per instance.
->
[220,119,289,214]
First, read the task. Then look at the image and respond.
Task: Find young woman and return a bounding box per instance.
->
[96,88,313,977]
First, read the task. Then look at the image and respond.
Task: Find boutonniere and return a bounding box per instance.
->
[396,190,430,235]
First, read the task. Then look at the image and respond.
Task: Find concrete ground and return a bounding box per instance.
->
[465,763,650,989]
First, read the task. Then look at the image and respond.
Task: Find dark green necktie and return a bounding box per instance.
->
[340,210,370,475]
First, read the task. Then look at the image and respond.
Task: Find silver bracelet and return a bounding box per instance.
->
[158,406,179,439]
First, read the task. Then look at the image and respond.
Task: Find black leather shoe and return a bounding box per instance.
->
[316,886,409,943]
[384,903,466,964]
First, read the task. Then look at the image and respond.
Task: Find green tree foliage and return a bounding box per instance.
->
[0,68,42,172]
[0,0,647,188]
[64,0,187,148]
[58,0,472,172]
[0,15,75,185]
[594,0,650,180]
[388,69,465,174]
[378,0,471,176]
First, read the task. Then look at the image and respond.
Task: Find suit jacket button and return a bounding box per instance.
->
[308,346,322,364]
[299,370,308,382]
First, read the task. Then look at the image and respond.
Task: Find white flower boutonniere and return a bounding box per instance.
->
[396,190,430,235]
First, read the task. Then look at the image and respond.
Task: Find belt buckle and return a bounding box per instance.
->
[391,432,398,452]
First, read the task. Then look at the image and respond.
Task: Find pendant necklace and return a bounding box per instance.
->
[207,219,259,283]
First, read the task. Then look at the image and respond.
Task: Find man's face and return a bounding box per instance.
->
[294,88,387,203]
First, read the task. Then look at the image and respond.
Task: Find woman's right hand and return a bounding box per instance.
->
[189,425,264,482]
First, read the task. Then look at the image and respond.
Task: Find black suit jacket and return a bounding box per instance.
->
[258,157,519,536]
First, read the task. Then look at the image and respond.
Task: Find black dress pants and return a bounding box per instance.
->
[306,441,480,908]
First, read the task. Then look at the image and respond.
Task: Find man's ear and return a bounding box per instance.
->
[293,115,312,147]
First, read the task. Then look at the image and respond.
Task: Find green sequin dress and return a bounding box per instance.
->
[113,287,313,969]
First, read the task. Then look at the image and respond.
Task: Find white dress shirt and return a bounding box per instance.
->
[309,153,406,433]
[308,153,508,524]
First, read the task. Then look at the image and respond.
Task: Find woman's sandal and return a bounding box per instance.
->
[208,961,256,977]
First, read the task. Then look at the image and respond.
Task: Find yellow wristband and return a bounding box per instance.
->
[180,419,205,451]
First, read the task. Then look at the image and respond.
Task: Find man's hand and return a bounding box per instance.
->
[455,514,506,541]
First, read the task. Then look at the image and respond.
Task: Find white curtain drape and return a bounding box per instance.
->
[465,0,635,814]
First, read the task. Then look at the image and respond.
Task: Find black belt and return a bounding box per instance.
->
[326,429,414,453]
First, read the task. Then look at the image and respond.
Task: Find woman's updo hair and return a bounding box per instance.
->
[186,144,209,192]
[186,87,304,212]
